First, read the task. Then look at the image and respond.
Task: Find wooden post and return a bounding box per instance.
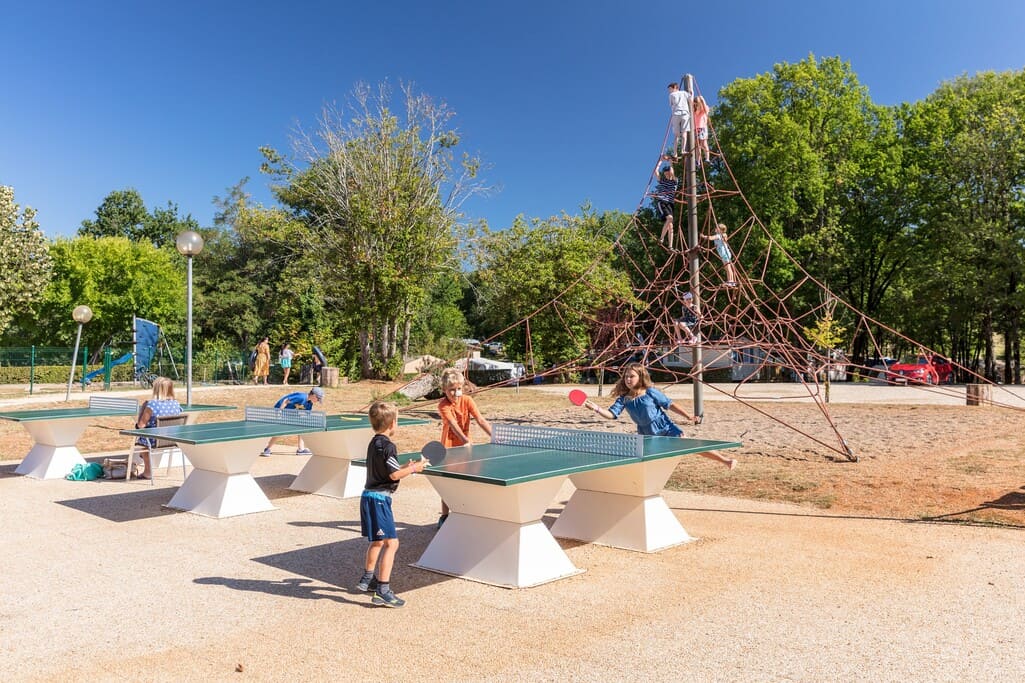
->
[966,383,991,406]
[321,367,340,388]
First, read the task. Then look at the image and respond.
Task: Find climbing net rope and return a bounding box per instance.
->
[451,77,1021,462]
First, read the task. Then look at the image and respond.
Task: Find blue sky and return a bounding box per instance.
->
[3,1,1025,239]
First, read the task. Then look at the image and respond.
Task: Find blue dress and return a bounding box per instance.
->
[712,233,733,263]
[136,398,183,447]
[608,387,682,437]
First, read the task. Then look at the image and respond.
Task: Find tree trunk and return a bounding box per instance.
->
[398,373,439,400]
[378,322,390,370]
[359,329,373,378]
[983,310,995,381]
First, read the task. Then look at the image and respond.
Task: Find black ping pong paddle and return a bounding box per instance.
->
[421,440,447,465]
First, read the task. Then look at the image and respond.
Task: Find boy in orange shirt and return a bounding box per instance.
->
[436,368,492,527]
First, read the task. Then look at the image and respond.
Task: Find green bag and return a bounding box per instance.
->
[65,462,104,481]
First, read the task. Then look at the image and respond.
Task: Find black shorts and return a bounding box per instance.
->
[655,200,674,220]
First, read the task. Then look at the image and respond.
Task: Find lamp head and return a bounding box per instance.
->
[72,305,93,324]
[175,230,205,257]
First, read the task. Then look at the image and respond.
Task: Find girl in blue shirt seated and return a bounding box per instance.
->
[582,362,737,469]
[134,376,183,479]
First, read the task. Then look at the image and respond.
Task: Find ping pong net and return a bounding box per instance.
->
[89,396,139,412]
[244,407,327,429]
[491,424,643,458]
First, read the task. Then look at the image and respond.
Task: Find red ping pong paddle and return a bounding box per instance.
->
[421,440,446,465]
[568,389,588,407]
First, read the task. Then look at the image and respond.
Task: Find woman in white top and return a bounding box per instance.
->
[279,343,295,385]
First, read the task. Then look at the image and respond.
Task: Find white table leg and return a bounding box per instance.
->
[288,428,372,498]
[14,419,90,479]
[165,440,273,518]
[289,457,366,498]
[551,456,695,552]
[413,475,582,588]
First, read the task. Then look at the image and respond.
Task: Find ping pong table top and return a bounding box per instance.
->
[120,413,427,446]
[364,436,742,486]
[0,403,233,422]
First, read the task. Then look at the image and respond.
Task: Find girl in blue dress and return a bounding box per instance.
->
[582,363,737,469]
[133,376,183,479]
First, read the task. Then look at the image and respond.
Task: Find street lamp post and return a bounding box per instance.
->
[176,231,204,406]
[65,305,93,401]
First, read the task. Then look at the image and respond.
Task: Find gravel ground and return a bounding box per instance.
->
[1,383,1023,681]
[2,450,1023,681]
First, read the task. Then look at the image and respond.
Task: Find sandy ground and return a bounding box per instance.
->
[1,382,1024,681]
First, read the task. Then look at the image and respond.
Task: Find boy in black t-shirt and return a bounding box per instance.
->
[356,401,426,607]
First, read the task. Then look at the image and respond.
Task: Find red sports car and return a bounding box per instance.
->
[883,355,954,385]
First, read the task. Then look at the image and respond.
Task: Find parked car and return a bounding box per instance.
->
[931,356,956,383]
[880,355,952,385]
[862,357,897,383]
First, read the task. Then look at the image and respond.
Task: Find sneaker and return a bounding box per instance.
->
[372,589,406,608]
[356,576,379,593]
[260,448,272,457]
[296,448,313,456]
[436,514,449,530]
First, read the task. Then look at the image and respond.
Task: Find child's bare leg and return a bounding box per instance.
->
[661,218,674,250]
[698,450,737,469]
[376,538,399,583]
[364,540,384,575]
[136,449,152,479]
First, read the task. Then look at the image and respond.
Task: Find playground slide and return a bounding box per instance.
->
[83,352,133,384]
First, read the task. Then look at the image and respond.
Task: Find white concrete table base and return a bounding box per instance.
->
[551,456,696,552]
[14,419,92,479]
[165,440,273,518]
[413,474,582,588]
[288,428,373,498]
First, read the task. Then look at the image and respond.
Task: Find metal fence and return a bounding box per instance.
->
[0,346,253,394]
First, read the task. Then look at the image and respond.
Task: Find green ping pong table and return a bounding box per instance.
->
[0,397,231,480]
[121,408,426,518]
[408,424,741,588]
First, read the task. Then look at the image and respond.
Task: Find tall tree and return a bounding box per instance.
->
[26,236,184,352]
[902,70,1025,380]
[196,180,304,351]
[263,82,488,378]
[79,188,200,248]
[0,186,51,336]
[472,211,637,370]
[712,55,909,349]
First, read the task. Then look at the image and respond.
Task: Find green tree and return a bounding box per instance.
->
[472,211,637,370]
[198,180,352,373]
[27,236,184,353]
[263,82,488,378]
[79,188,200,248]
[410,272,469,353]
[0,186,51,336]
[802,301,847,402]
[902,70,1025,381]
[712,54,909,354]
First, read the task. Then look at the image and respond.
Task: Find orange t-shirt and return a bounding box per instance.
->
[438,395,484,447]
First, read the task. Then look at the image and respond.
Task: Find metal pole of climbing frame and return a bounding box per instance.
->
[684,73,704,419]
